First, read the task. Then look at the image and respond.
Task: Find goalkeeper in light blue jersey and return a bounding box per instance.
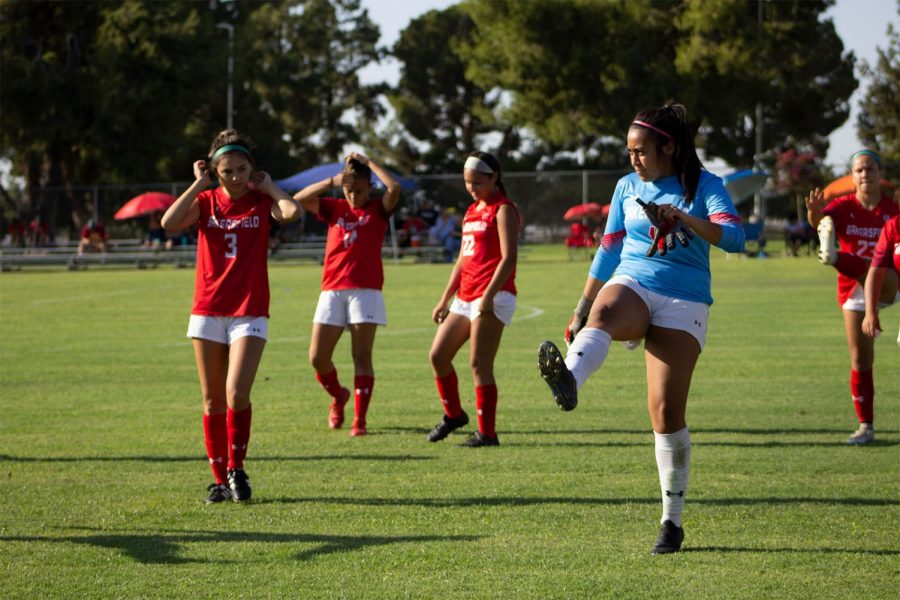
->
[538,103,744,555]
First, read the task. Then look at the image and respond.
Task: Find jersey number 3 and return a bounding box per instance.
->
[225,233,237,258]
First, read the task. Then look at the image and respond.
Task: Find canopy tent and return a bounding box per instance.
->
[276,163,417,193]
[722,170,769,205]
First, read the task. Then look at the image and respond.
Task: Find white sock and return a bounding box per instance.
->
[564,327,611,390]
[654,427,691,527]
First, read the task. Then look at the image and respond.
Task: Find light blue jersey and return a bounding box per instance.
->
[589,170,744,305]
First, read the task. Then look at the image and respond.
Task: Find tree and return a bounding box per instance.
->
[383,6,506,173]
[243,0,384,171]
[460,0,682,167]
[674,0,857,167]
[0,0,386,236]
[857,4,900,164]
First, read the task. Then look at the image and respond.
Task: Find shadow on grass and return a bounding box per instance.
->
[0,529,479,564]
[256,495,899,508]
[684,546,900,556]
[0,453,435,464]
[505,440,899,448]
[382,426,898,436]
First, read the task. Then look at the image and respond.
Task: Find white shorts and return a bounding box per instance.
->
[187,315,268,345]
[606,275,709,349]
[313,289,387,327]
[449,291,517,326]
[841,283,900,312]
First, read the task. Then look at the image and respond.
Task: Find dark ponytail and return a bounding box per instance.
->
[631,103,702,204]
[466,151,506,196]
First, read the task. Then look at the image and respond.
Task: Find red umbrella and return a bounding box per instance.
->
[823,175,894,201]
[563,202,609,221]
[114,192,177,220]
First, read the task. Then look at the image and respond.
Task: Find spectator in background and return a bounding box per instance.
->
[784,212,813,256]
[416,197,439,228]
[443,208,462,262]
[29,216,48,247]
[78,219,108,255]
[428,206,455,246]
[146,210,166,248]
[7,217,26,247]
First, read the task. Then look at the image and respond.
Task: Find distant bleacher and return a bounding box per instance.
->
[1,238,446,271]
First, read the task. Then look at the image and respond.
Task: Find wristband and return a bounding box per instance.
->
[573,295,591,318]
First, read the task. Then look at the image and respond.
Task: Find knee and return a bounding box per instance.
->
[203,395,226,415]
[227,387,250,410]
[469,357,493,381]
[309,350,329,373]
[351,349,372,372]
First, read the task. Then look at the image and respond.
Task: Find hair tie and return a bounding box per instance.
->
[211,144,251,161]
[848,149,881,168]
[632,120,675,142]
[464,156,494,174]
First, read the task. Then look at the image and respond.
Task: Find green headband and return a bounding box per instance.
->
[211,144,250,161]
[849,149,880,168]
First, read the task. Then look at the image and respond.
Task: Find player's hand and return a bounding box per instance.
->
[477,296,494,317]
[861,312,882,338]
[565,313,587,347]
[249,170,271,191]
[564,295,592,347]
[805,188,826,219]
[636,198,692,257]
[345,151,369,166]
[432,303,450,324]
[194,160,211,185]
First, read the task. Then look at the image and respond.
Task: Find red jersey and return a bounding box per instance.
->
[871,214,900,273]
[318,197,390,291]
[192,187,273,317]
[823,193,899,304]
[458,193,518,301]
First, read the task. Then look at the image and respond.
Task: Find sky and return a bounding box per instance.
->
[358,0,900,170]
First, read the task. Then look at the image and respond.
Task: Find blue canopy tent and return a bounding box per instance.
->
[276,163,417,193]
[722,169,768,205]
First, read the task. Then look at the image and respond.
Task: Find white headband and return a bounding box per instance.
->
[464,156,494,174]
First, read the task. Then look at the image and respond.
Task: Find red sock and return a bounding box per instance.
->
[316,368,344,399]
[475,384,498,438]
[835,253,868,280]
[227,404,252,470]
[203,412,228,484]
[850,369,874,424]
[435,370,463,419]
[354,375,374,425]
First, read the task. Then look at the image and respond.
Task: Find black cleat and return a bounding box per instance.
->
[538,340,578,411]
[460,431,499,447]
[205,483,232,504]
[650,520,684,555]
[427,411,470,442]
[227,468,252,503]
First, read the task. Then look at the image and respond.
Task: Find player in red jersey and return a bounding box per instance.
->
[426,151,519,447]
[161,129,301,503]
[862,213,900,345]
[806,149,899,445]
[294,152,400,437]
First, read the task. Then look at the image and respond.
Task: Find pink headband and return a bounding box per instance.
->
[632,120,674,142]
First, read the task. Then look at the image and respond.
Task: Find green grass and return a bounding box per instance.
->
[1,244,898,599]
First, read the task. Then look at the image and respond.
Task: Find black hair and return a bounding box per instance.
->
[631,103,702,204]
[341,158,373,187]
[208,129,257,172]
[466,151,506,196]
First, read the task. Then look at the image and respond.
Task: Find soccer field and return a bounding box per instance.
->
[1,245,897,599]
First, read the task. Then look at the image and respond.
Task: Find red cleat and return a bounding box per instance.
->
[328,388,351,429]
[350,417,367,437]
